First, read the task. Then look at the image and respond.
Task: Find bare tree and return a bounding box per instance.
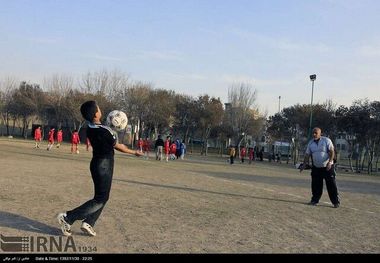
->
[0,77,19,136]
[227,82,259,148]
[145,88,176,138]
[113,81,153,145]
[8,81,44,138]
[43,74,75,128]
[196,95,224,155]
[172,94,198,143]
[79,69,129,101]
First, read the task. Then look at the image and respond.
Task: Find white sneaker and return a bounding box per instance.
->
[57,213,72,236]
[81,222,96,237]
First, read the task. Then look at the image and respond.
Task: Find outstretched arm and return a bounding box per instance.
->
[114,143,143,156]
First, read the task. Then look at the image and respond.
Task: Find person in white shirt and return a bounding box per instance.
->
[300,127,340,208]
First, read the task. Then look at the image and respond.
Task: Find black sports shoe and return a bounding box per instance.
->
[333,203,340,208]
[308,201,318,206]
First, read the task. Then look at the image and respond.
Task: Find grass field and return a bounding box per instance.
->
[0,138,379,253]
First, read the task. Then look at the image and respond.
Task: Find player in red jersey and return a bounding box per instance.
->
[137,138,143,153]
[34,126,42,148]
[143,138,151,159]
[240,146,247,163]
[56,128,63,148]
[170,141,177,160]
[71,129,80,154]
[47,128,55,151]
[164,136,170,162]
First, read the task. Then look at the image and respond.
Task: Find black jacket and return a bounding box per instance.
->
[155,138,164,148]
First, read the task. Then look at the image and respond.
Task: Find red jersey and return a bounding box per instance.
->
[34,128,42,140]
[137,139,143,148]
[71,132,80,144]
[57,130,63,143]
[170,143,177,154]
[164,140,170,154]
[249,148,254,159]
[240,147,246,157]
[48,129,55,143]
[143,139,151,151]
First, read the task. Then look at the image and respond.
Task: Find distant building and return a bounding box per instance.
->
[334,133,356,159]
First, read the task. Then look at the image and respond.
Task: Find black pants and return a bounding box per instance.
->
[66,158,114,226]
[310,166,340,205]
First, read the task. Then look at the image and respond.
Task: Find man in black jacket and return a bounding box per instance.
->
[155,134,165,161]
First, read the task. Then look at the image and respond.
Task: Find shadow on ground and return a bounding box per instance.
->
[113,178,316,206]
[0,211,60,236]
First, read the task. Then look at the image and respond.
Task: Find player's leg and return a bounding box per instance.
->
[62,158,114,236]
[324,170,340,207]
[159,146,163,160]
[82,158,114,235]
[49,141,54,150]
[310,168,323,204]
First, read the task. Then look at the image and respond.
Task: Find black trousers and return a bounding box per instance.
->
[66,158,114,226]
[310,166,340,205]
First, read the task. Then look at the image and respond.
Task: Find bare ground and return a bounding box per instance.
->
[0,138,379,254]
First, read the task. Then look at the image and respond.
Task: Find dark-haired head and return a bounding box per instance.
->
[80,101,98,122]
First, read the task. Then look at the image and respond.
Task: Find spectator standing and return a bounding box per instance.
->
[154,135,164,161]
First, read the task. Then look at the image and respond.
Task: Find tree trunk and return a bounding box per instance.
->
[184,126,190,144]
[12,117,17,135]
[205,139,208,156]
[5,112,10,136]
[219,138,223,157]
[292,141,297,165]
[348,155,354,172]
[367,143,376,175]
[355,146,361,173]
[154,126,158,139]
[360,149,366,172]
[22,118,26,139]
[22,117,29,139]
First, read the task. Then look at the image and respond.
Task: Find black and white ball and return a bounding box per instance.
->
[106,110,128,131]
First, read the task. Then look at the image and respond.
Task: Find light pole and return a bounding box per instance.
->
[308,74,316,139]
[278,96,281,113]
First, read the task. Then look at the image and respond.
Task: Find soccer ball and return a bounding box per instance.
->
[106,110,128,131]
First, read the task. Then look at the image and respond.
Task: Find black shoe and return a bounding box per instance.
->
[333,203,340,208]
[308,201,318,206]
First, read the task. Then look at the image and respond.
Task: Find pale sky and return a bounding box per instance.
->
[1,0,379,115]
